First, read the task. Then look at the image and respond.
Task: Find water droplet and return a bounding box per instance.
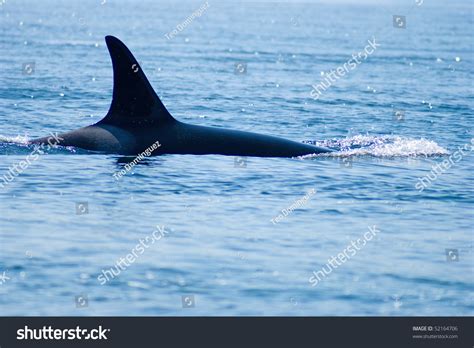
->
[455,56,461,62]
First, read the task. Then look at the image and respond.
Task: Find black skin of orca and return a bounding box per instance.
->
[31,36,333,157]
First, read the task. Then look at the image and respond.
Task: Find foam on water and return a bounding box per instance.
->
[0,135,81,155]
[305,135,450,158]
[0,134,30,144]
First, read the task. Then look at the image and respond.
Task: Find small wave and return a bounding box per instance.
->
[304,135,449,158]
[0,135,30,144]
[0,135,80,155]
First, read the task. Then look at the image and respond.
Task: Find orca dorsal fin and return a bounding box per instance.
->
[98,36,175,127]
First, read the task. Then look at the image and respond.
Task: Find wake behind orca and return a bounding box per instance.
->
[31,36,332,157]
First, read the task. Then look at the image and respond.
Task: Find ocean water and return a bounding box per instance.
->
[0,0,472,316]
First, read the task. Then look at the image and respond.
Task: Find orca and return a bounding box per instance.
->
[31,36,332,157]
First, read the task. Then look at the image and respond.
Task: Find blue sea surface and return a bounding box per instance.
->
[0,0,473,315]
